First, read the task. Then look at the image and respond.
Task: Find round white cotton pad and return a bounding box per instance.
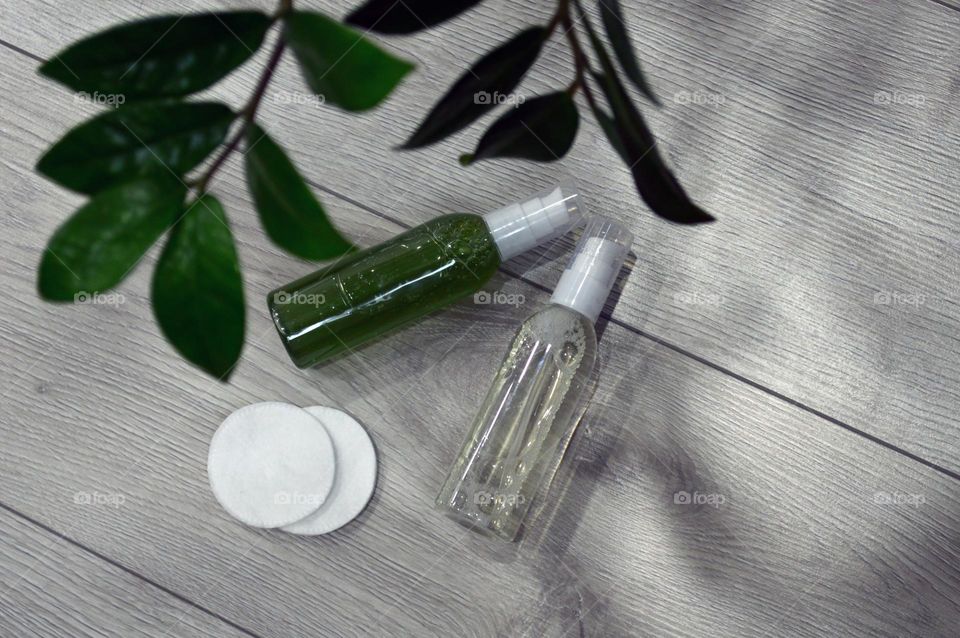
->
[281,406,377,535]
[207,402,336,528]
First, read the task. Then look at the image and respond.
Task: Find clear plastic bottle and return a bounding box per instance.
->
[268,184,582,368]
[436,218,633,541]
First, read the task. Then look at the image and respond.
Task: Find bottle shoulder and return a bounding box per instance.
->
[519,304,598,353]
[422,213,500,273]
[422,213,489,241]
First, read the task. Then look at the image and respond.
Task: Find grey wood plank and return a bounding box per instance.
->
[0,507,253,637]
[11,0,957,471]
[1,45,960,637]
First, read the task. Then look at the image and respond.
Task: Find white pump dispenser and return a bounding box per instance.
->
[550,218,633,322]
[482,183,582,261]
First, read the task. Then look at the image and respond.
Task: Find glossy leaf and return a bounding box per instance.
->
[245,124,354,260]
[39,12,271,101]
[598,0,658,104]
[402,27,547,149]
[346,0,483,34]
[37,101,234,195]
[38,175,186,301]
[152,194,244,379]
[460,92,579,165]
[577,2,713,223]
[284,11,413,112]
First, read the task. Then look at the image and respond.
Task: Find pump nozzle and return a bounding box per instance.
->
[482,182,583,261]
[550,217,632,323]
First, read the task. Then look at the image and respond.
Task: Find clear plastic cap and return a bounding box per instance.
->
[549,217,633,323]
[482,182,583,261]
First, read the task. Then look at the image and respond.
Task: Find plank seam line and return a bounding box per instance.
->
[3,37,957,483]
[0,37,43,63]
[0,501,265,638]
[927,0,960,13]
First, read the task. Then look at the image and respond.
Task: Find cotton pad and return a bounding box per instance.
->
[208,402,336,528]
[281,406,377,535]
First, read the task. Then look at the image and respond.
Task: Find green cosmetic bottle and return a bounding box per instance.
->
[268,184,583,368]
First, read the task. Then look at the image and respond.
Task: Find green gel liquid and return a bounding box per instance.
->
[268,213,501,368]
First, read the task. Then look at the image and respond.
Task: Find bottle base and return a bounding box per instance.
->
[434,500,520,542]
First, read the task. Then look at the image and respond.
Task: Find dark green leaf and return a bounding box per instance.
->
[38,175,186,301]
[284,11,413,112]
[36,101,234,195]
[598,0,658,104]
[460,92,579,165]
[245,124,354,260]
[346,0,483,34]
[402,27,547,149]
[39,12,271,101]
[152,194,244,379]
[592,106,628,163]
[592,71,713,224]
[576,2,713,224]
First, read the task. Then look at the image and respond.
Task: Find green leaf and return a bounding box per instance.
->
[346,0,483,34]
[37,101,234,195]
[38,175,186,301]
[576,1,713,224]
[460,92,579,165]
[245,124,354,260]
[598,0,659,104]
[402,27,548,149]
[152,194,244,380]
[39,12,271,101]
[284,11,413,112]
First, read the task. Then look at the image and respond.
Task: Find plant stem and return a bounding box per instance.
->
[192,3,291,194]
[561,1,601,112]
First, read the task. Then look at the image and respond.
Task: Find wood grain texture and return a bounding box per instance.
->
[1,34,960,638]
[0,508,252,637]
[10,0,957,470]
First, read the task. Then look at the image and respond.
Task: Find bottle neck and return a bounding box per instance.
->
[549,275,606,324]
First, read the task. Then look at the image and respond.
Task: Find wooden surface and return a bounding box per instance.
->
[1,0,959,636]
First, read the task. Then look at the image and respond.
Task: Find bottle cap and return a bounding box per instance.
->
[482,182,583,261]
[549,217,633,323]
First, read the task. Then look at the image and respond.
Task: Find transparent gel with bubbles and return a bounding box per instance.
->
[436,218,632,541]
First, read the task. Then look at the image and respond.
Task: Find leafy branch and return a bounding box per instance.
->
[191,25,288,195]
[36,0,713,380]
